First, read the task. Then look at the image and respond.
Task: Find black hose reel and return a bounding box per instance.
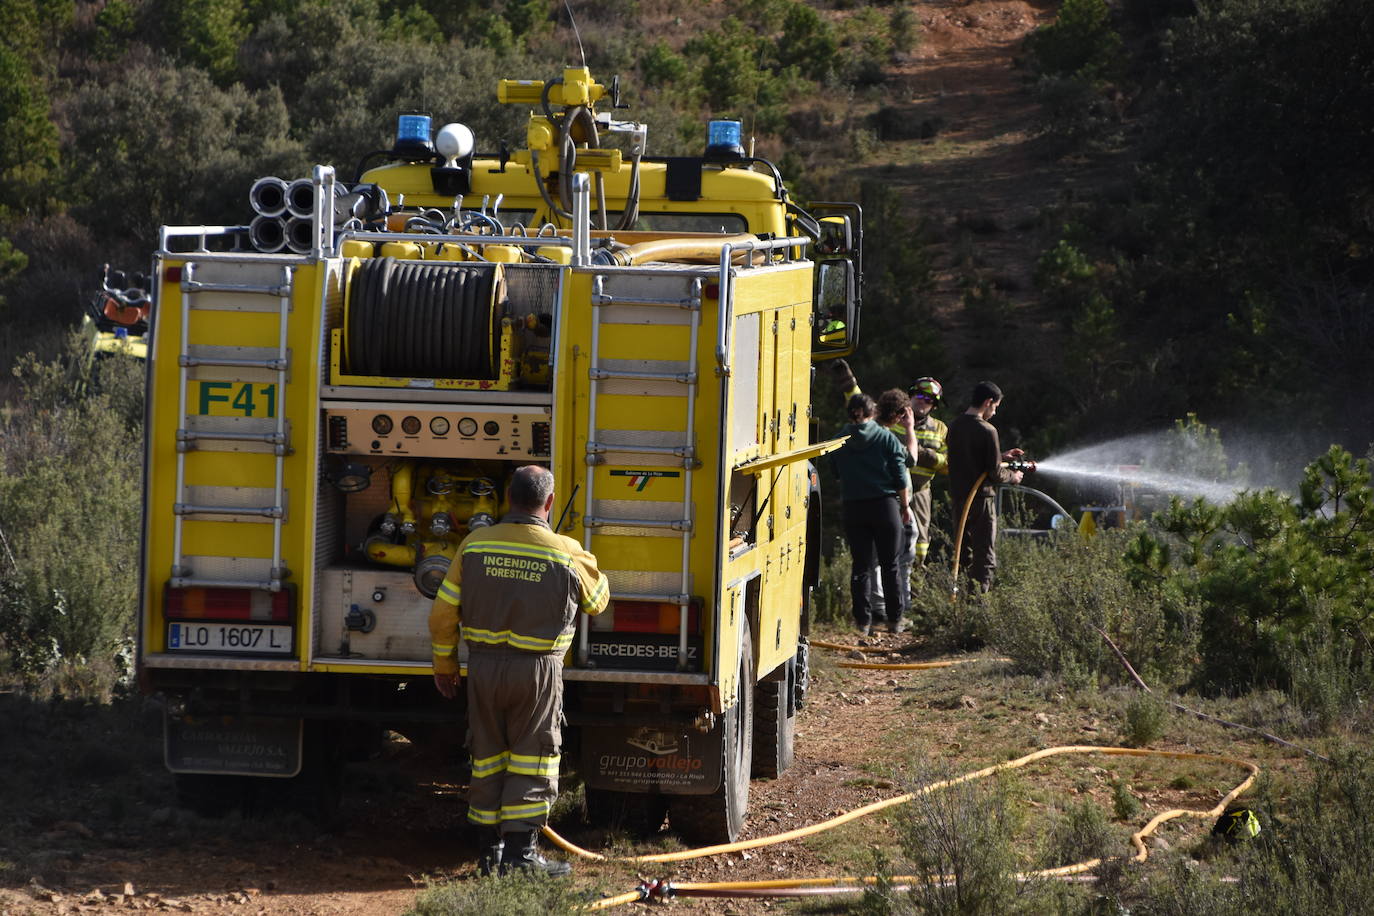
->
[344,258,505,380]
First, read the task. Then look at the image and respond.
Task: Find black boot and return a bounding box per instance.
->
[476,826,503,877]
[499,830,572,877]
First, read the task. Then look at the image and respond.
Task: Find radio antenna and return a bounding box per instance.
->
[563,0,587,68]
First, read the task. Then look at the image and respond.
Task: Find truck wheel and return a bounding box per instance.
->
[584,788,668,836]
[752,656,796,779]
[670,624,753,844]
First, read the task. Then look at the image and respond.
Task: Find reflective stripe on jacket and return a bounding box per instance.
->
[428,512,610,674]
[911,415,948,490]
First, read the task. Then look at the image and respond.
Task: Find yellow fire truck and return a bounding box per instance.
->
[138,67,861,842]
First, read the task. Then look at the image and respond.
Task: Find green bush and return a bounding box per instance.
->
[0,337,143,691]
[1109,778,1139,821]
[1025,0,1122,80]
[1126,446,1374,710]
[884,772,1057,915]
[812,536,852,626]
[408,870,586,916]
[1045,797,1113,868]
[1121,691,1168,747]
[973,531,1199,690]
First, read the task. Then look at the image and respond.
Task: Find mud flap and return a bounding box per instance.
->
[165,713,303,777]
[579,722,724,795]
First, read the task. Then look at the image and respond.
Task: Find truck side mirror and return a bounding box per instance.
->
[812,257,857,358]
[815,215,852,256]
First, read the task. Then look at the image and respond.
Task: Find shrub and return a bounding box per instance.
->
[1126,445,1374,709]
[408,870,586,916]
[1025,0,1122,81]
[973,531,1199,690]
[638,40,688,87]
[0,336,143,690]
[1109,778,1139,821]
[1045,798,1113,868]
[812,536,853,626]
[882,771,1061,915]
[1121,691,1168,747]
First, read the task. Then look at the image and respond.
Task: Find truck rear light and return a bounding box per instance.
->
[164,586,292,622]
[600,600,700,634]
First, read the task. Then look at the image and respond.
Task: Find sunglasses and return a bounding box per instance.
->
[911,393,935,403]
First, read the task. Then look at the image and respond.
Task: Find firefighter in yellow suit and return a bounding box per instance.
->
[429,465,610,877]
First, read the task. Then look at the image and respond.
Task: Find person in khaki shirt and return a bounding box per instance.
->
[429,465,609,877]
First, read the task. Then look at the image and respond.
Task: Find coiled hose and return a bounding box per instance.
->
[344,258,502,379]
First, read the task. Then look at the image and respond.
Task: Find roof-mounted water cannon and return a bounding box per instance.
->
[498,67,646,228]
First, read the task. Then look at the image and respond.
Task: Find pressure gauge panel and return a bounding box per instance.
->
[323,401,552,460]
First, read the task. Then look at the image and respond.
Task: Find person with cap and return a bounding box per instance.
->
[946,381,1022,591]
[429,464,610,877]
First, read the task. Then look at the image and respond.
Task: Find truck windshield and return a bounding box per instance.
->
[617,212,749,233]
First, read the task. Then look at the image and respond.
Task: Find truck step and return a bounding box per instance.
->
[173,502,284,519]
[169,575,285,591]
[592,290,701,310]
[588,367,697,384]
[182,275,292,297]
[584,515,692,532]
[178,354,289,371]
[177,429,287,443]
[586,441,695,459]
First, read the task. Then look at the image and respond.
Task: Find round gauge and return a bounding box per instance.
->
[429,416,450,436]
[484,420,500,436]
[401,415,422,435]
[457,417,478,437]
[371,414,393,435]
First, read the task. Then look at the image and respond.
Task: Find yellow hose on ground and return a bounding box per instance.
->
[548,744,1257,867]
[569,744,1258,909]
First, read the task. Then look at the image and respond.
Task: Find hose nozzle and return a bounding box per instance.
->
[1001,457,1037,473]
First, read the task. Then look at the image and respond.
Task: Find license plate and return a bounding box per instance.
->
[167,622,293,655]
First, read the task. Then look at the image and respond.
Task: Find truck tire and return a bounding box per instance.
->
[752,656,796,779]
[670,623,753,845]
[584,788,668,836]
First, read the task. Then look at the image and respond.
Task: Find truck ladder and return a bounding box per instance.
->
[170,260,295,592]
[577,272,704,672]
